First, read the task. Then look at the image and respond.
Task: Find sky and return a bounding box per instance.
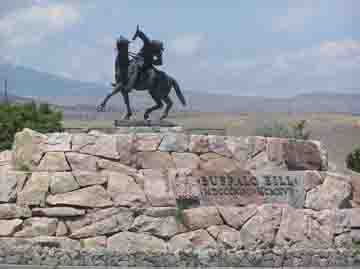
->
[0,0,359,97]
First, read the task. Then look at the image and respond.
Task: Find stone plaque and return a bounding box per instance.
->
[196,170,305,208]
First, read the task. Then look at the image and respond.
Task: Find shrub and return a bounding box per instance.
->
[0,102,63,151]
[346,147,360,173]
[255,120,311,140]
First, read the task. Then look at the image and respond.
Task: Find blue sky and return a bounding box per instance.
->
[0,0,359,97]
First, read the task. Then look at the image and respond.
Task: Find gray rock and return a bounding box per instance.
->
[14,217,58,237]
[182,206,223,230]
[189,135,209,153]
[45,132,72,152]
[106,171,147,207]
[208,225,243,249]
[168,229,217,252]
[158,133,189,152]
[32,207,85,217]
[304,170,324,192]
[49,172,80,194]
[46,185,113,208]
[70,209,134,239]
[0,169,27,202]
[0,203,31,219]
[72,171,108,187]
[0,150,12,166]
[56,221,68,236]
[134,133,164,151]
[305,173,352,210]
[116,133,135,165]
[199,153,238,175]
[65,152,98,171]
[144,207,177,218]
[97,159,137,175]
[32,236,80,250]
[130,215,183,239]
[79,133,120,160]
[80,236,107,249]
[208,135,232,157]
[0,219,23,236]
[37,152,71,172]
[172,152,201,169]
[108,232,167,253]
[17,172,50,207]
[218,205,258,229]
[137,151,175,169]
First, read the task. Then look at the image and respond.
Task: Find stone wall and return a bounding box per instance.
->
[0,128,358,266]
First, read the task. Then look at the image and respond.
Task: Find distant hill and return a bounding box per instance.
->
[1,61,359,114]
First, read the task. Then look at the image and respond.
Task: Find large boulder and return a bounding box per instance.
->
[142,169,176,206]
[107,172,147,207]
[218,205,258,230]
[14,217,58,237]
[97,159,137,175]
[225,136,249,166]
[70,209,134,239]
[0,204,31,219]
[46,185,113,208]
[65,152,98,171]
[0,219,23,236]
[134,133,163,151]
[171,152,200,170]
[44,132,72,152]
[189,135,209,153]
[116,134,136,165]
[199,153,238,175]
[207,225,243,249]
[182,207,223,230]
[168,229,217,252]
[0,150,12,166]
[0,169,27,203]
[108,232,167,253]
[305,173,352,210]
[136,152,175,169]
[49,172,80,194]
[78,133,120,160]
[130,215,184,239]
[37,152,71,172]
[32,207,85,217]
[158,133,189,152]
[17,172,50,207]
[72,171,107,187]
[12,128,47,170]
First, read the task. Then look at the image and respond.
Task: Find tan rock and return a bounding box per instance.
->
[71,133,98,151]
[81,236,107,249]
[116,134,136,165]
[266,138,287,164]
[283,140,325,170]
[108,232,167,253]
[0,219,23,236]
[14,217,58,237]
[49,172,80,194]
[136,151,174,169]
[12,128,47,170]
[97,159,137,175]
[134,133,163,151]
[0,150,12,166]
[225,136,249,164]
[172,152,200,169]
[37,152,71,172]
[304,170,324,192]
[182,207,223,230]
[189,135,209,153]
[107,172,147,207]
[17,172,49,207]
[199,153,238,175]
[239,204,283,249]
[0,204,31,219]
[248,136,266,157]
[56,221,68,236]
[31,236,80,250]
[70,208,134,238]
[72,171,107,187]
[208,135,232,157]
[79,134,119,159]
[65,152,98,171]
[142,169,176,206]
[130,215,183,239]
[45,133,72,152]
[168,229,217,252]
[158,133,189,152]
[32,207,85,217]
[144,207,177,218]
[305,173,352,210]
[0,169,27,202]
[46,185,113,208]
[213,225,243,249]
[218,205,258,229]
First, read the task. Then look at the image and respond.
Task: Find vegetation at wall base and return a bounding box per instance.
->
[346,147,360,173]
[0,102,63,151]
[255,119,311,140]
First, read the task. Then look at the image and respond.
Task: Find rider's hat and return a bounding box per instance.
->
[117,36,130,45]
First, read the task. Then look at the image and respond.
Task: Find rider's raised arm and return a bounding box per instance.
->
[137,30,151,46]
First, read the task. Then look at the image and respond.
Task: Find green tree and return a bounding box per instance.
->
[0,102,63,151]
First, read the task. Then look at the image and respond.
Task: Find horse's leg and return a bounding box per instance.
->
[160,95,173,120]
[144,90,163,120]
[121,90,133,120]
[97,84,122,112]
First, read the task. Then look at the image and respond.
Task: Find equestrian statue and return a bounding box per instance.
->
[97,25,186,120]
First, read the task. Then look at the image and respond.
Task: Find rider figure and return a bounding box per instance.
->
[115,36,130,85]
[123,26,164,92]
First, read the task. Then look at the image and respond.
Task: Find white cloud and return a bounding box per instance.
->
[0,3,80,48]
[169,33,205,57]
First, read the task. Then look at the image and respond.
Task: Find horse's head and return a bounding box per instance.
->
[132,25,140,41]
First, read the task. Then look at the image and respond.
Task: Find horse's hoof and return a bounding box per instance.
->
[144,114,149,120]
[97,105,105,112]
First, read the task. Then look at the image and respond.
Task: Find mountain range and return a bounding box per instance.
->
[1,61,359,114]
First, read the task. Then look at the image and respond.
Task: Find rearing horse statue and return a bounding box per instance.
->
[97,28,186,120]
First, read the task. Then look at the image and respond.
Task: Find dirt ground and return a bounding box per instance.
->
[64,112,360,173]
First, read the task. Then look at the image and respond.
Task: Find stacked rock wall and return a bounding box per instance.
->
[0,128,358,266]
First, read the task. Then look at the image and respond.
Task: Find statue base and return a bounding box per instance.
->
[114,119,178,127]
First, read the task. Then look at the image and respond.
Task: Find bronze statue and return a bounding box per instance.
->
[97,26,186,121]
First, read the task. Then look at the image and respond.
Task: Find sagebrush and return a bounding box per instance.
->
[0,102,63,151]
[255,120,311,140]
[346,147,360,173]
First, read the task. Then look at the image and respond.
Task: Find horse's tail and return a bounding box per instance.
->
[170,77,186,106]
